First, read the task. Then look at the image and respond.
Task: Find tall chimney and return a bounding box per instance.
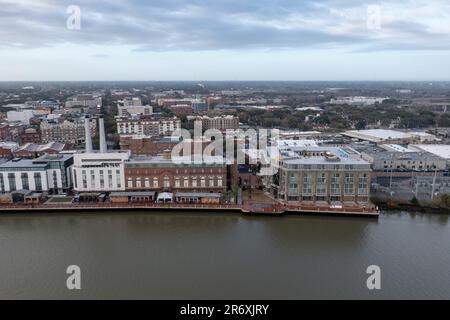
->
[84,116,93,153]
[99,116,107,153]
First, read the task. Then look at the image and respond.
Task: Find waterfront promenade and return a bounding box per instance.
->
[0,201,379,216]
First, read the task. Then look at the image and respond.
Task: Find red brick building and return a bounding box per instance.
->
[124,156,228,194]
[19,128,42,144]
[169,104,193,116]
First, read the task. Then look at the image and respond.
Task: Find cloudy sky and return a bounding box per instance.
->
[1,0,450,81]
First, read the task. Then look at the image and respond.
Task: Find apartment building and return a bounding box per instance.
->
[116,117,181,136]
[40,118,97,144]
[268,146,372,205]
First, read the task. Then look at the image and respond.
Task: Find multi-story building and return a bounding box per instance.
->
[124,155,228,194]
[116,116,181,136]
[71,151,131,192]
[169,104,193,116]
[65,95,102,108]
[117,105,153,117]
[71,116,131,192]
[0,142,18,159]
[120,97,142,107]
[362,150,446,172]
[19,127,41,144]
[40,118,97,144]
[192,115,239,132]
[266,146,372,205]
[0,154,73,194]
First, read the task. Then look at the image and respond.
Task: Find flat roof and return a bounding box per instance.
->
[283,156,369,166]
[0,159,47,169]
[343,129,412,142]
[410,145,450,159]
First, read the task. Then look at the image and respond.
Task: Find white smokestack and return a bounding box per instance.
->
[99,116,107,153]
[84,116,93,153]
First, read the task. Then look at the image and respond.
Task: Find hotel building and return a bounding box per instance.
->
[268,146,372,205]
[0,154,74,194]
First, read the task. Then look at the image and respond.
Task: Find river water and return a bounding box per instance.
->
[0,211,449,299]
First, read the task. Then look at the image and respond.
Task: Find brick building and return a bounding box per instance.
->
[191,115,240,132]
[19,128,42,144]
[124,155,228,194]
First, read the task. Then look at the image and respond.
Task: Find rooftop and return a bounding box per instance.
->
[410,144,450,159]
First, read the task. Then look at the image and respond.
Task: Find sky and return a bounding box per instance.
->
[1,0,450,81]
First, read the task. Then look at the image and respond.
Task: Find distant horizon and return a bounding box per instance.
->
[1,80,450,83]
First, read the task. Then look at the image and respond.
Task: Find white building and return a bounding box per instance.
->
[342,129,438,145]
[7,110,35,125]
[71,116,131,192]
[116,117,181,136]
[71,151,130,192]
[117,105,153,117]
[0,154,74,193]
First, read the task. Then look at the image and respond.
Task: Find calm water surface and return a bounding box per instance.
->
[0,211,449,299]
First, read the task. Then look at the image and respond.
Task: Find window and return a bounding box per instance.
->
[358,174,368,195]
[153,177,159,188]
[145,177,150,188]
[52,171,57,190]
[344,173,354,195]
[99,170,105,189]
[184,178,189,188]
[217,177,223,187]
[289,174,298,194]
[331,173,340,195]
[316,173,326,195]
[127,178,133,188]
[116,170,121,188]
[192,178,197,188]
[82,170,87,189]
[73,170,78,188]
[108,170,113,189]
[302,174,312,195]
[0,174,6,192]
[90,170,95,189]
[22,173,29,190]
[163,176,170,188]
[8,173,16,191]
[209,177,214,187]
[175,178,181,188]
[200,177,206,187]
[136,178,142,188]
[34,173,42,191]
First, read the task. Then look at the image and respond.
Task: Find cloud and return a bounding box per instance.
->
[0,0,449,52]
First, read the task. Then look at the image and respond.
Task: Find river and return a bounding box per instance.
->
[0,211,449,299]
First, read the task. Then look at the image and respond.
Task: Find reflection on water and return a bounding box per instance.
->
[0,211,449,299]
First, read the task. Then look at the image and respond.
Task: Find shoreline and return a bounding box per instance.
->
[0,203,379,217]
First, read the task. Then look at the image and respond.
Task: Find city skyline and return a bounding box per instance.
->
[1,0,450,81]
